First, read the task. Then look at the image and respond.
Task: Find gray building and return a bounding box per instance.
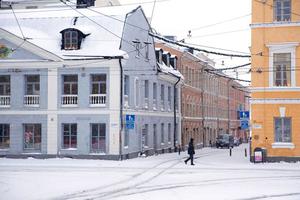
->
[0,6,182,159]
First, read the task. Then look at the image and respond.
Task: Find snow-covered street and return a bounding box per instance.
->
[1,144,300,200]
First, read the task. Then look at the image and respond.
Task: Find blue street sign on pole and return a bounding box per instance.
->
[125,115,135,129]
[241,120,249,130]
[239,111,249,120]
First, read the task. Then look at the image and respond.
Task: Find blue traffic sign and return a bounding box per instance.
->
[241,120,249,130]
[239,111,249,119]
[125,115,135,129]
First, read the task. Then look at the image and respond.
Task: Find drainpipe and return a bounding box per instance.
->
[227,79,231,134]
[174,77,181,151]
[119,58,123,160]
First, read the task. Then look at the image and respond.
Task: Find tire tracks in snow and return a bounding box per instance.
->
[54,150,221,200]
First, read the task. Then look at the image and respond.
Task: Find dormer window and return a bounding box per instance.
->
[170,56,177,69]
[162,53,170,67]
[65,31,78,50]
[60,28,89,50]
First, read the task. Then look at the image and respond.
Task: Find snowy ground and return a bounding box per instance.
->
[1,144,300,200]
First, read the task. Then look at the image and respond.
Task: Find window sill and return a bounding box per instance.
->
[24,104,40,108]
[0,105,10,108]
[0,149,9,151]
[124,146,129,149]
[61,148,78,151]
[61,104,78,108]
[272,142,295,149]
[161,143,164,145]
[89,104,106,108]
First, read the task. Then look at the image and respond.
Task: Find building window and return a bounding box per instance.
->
[144,42,151,60]
[160,84,165,110]
[24,75,40,105]
[153,82,157,110]
[124,75,130,108]
[273,53,291,86]
[135,78,139,107]
[91,123,106,153]
[168,123,171,143]
[274,117,291,143]
[90,74,106,105]
[24,124,41,150]
[167,86,171,110]
[64,30,78,50]
[0,75,10,106]
[161,123,164,144]
[274,0,291,22]
[142,124,148,148]
[62,75,78,105]
[124,128,129,147]
[62,123,77,149]
[144,80,149,108]
[0,124,9,149]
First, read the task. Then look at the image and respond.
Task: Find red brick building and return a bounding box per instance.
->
[156,41,249,149]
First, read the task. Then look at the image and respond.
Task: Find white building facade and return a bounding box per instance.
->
[0,6,182,159]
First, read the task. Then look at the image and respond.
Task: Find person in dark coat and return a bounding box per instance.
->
[184,138,195,165]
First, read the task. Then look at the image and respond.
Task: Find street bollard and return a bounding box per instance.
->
[229,148,232,156]
[245,148,247,157]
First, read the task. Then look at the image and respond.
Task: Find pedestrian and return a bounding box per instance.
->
[184,138,195,165]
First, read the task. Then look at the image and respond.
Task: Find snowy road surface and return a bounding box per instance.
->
[1,144,300,200]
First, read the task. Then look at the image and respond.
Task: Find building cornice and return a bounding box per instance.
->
[250,21,300,28]
[251,87,300,92]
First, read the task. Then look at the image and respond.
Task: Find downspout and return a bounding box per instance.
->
[174,77,181,151]
[119,58,123,160]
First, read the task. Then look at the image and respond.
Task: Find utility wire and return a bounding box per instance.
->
[151,33,251,58]
[204,69,251,83]
[191,13,251,31]
[187,28,249,39]
[149,0,157,25]
[208,63,251,71]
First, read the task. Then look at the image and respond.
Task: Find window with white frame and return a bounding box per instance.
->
[90,74,106,105]
[274,117,291,142]
[0,75,10,96]
[25,75,40,95]
[24,124,41,150]
[124,75,130,108]
[160,84,165,110]
[142,124,148,148]
[0,75,10,106]
[153,82,157,109]
[167,86,171,110]
[274,0,291,22]
[144,42,151,60]
[62,123,77,149]
[161,123,164,144]
[91,123,106,153]
[124,128,129,147]
[144,80,149,108]
[64,30,79,50]
[273,53,291,86]
[0,124,9,149]
[168,123,171,143]
[63,75,78,95]
[62,75,78,105]
[135,78,139,107]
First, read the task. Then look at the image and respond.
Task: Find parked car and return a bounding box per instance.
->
[216,134,234,148]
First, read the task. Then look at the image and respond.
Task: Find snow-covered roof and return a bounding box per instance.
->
[0,7,138,59]
[157,62,184,79]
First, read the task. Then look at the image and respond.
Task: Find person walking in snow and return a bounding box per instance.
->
[184,138,195,165]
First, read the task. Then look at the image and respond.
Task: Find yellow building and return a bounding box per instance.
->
[251,0,300,162]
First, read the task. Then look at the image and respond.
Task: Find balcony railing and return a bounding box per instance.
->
[0,95,10,107]
[24,95,40,106]
[61,95,78,106]
[89,94,106,106]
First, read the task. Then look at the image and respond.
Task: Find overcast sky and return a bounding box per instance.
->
[120,0,252,84]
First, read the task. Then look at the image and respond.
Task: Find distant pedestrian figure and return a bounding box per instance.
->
[184,138,195,165]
